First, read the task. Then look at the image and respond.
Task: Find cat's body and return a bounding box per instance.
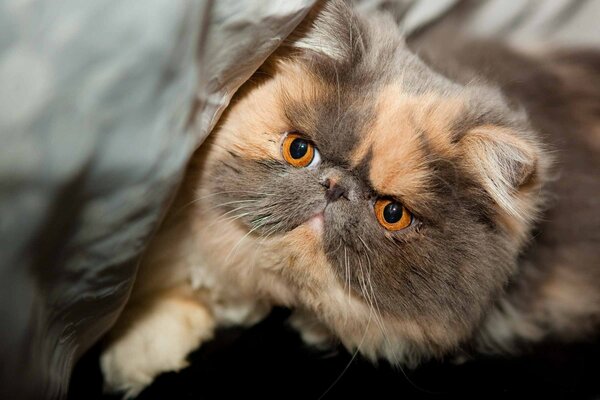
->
[407,18,600,351]
[101,1,600,396]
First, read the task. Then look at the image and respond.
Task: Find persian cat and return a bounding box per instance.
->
[101,0,600,395]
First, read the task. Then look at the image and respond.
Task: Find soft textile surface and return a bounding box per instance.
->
[0,0,598,398]
[0,1,315,397]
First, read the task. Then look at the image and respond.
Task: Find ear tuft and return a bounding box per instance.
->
[288,0,366,62]
[462,126,543,224]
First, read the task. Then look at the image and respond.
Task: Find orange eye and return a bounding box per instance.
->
[282,133,315,168]
[374,199,413,231]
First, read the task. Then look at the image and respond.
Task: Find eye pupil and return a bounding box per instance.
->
[374,198,412,231]
[383,202,403,223]
[289,138,308,159]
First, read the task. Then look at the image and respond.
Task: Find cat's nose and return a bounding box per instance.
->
[323,178,348,202]
[320,168,363,201]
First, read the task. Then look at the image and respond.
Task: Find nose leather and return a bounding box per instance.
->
[320,167,365,202]
[325,183,347,202]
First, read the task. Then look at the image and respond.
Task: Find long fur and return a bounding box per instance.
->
[101,1,600,395]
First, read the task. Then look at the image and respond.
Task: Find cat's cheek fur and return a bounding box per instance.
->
[187,193,461,364]
[232,223,467,363]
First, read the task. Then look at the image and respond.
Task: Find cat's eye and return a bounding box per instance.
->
[281,133,320,168]
[374,199,413,231]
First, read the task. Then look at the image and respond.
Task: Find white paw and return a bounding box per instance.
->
[100,297,214,398]
[289,310,335,350]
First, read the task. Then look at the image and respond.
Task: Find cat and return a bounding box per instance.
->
[100,0,600,396]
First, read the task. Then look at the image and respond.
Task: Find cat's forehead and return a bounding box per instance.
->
[278,61,376,168]
[354,87,467,205]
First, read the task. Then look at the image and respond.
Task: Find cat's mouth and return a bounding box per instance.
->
[306,211,325,232]
[304,199,341,233]
[305,200,333,233]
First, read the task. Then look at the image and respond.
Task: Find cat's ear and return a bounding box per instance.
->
[461,126,545,224]
[287,0,367,63]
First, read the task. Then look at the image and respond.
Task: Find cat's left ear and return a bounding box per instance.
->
[287,0,367,63]
[460,125,546,226]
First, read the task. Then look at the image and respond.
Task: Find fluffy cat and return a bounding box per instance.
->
[100,1,600,396]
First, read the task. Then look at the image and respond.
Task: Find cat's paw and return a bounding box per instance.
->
[100,296,215,398]
[289,310,336,350]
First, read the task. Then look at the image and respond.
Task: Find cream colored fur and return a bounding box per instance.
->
[100,291,214,398]
[100,72,434,394]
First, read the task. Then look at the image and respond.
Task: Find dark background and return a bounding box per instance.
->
[69,308,600,400]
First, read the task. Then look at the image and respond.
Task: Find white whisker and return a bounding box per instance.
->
[344,246,351,315]
[358,235,390,347]
[317,305,373,400]
[224,223,265,264]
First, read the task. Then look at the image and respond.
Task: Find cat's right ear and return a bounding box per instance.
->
[460,125,547,230]
[285,0,367,64]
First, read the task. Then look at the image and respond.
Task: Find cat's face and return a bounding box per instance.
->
[194,1,546,362]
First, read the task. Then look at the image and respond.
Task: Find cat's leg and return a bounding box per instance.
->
[289,308,336,350]
[100,288,214,398]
